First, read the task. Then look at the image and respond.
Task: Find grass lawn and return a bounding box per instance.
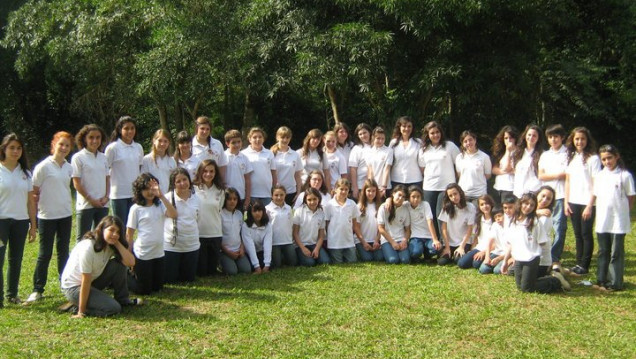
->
[1,225,635,358]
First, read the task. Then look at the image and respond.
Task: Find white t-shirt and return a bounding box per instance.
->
[0,163,32,220]
[389,138,422,183]
[456,150,492,198]
[537,215,553,266]
[192,137,228,167]
[419,142,460,191]
[195,184,224,238]
[225,150,253,200]
[357,202,378,244]
[367,145,394,189]
[297,148,329,183]
[377,203,411,244]
[539,146,568,199]
[273,149,303,194]
[490,223,507,256]
[348,144,370,189]
[325,149,348,189]
[324,198,360,249]
[507,218,545,262]
[127,203,166,260]
[177,154,201,181]
[337,142,354,169]
[221,208,243,252]
[265,202,293,245]
[493,151,515,192]
[242,222,272,267]
[32,156,73,219]
[438,203,476,247]
[71,149,109,210]
[241,147,275,198]
[408,201,434,239]
[594,167,635,234]
[566,153,601,205]
[163,192,200,253]
[61,239,113,289]
[293,191,331,210]
[141,154,177,194]
[474,217,493,251]
[513,148,541,198]
[293,205,326,246]
[104,139,144,199]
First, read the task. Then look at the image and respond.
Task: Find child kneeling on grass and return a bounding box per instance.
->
[60,216,142,318]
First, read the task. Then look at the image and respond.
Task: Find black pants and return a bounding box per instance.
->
[131,256,165,294]
[198,237,222,276]
[569,203,595,270]
[514,257,561,293]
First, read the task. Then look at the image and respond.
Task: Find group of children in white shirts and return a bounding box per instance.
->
[1,115,633,317]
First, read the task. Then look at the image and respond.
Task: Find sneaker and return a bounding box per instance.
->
[7,297,22,305]
[25,292,43,304]
[552,271,571,291]
[58,301,76,313]
[123,298,144,307]
[571,265,588,275]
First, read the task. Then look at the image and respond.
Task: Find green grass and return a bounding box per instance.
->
[2,226,636,358]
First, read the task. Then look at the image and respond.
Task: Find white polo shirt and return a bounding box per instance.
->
[324,198,360,249]
[293,205,326,246]
[127,203,166,260]
[493,152,515,192]
[274,149,303,194]
[408,201,434,239]
[474,217,493,251]
[265,202,293,245]
[163,191,200,253]
[419,142,461,191]
[177,155,201,181]
[389,138,422,183]
[438,203,476,247]
[141,154,177,194]
[61,239,114,289]
[566,153,601,205]
[594,167,635,234]
[377,203,411,244]
[71,149,109,210]
[367,145,394,189]
[192,137,228,167]
[0,163,32,220]
[539,146,568,199]
[105,139,143,199]
[242,146,275,198]
[195,184,224,238]
[456,150,492,198]
[357,202,378,244]
[32,156,73,219]
[513,148,541,198]
[297,148,329,183]
[225,150,253,200]
[348,144,370,189]
[242,222,272,267]
[537,215,553,266]
[325,149,348,189]
[507,219,545,262]
[221,208,243,252]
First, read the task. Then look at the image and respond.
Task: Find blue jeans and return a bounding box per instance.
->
[355,243,384,262]
[381,242,410,264]
[596,233,625,290]
[76,207,109,241]
[437,245,470,266]
[329,247,357,264]
[219,253,251,275]
[110,198,133,226]
[409,237,439,260]
[272,244,298,268]
[457,248,485,269]
[0,218,29,300]
[164,250,199,283]
[479,253,504,274]
[550,199,568,262]
[33,216,72,293]
[62,259,131,317]
[296,245,331,266]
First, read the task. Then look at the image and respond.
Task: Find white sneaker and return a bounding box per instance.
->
[25,292,43,303]
[552,271,571,291]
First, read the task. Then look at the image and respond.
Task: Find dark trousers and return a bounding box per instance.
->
[110,198,133,227]
[596,233,625,290]
[76,207,109,241]
[569,203,595,270]
[33,216,72,293]
[132,256,165,294]
[285,192,296,207]
[423,190,443,238]
[0,218,29,300]
[164,250,199,283]
[514,257,562,293]
[197,237,222,276]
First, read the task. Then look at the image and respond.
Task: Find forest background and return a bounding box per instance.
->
[1,0,635,168]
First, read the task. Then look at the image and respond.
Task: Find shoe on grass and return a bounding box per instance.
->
[25,291,43,304]
[58,301,76,313]
[123,298,144,307]
[552,271,571,291]
[8,297,22,305]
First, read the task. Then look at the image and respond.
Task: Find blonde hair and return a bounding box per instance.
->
[151,129,172,164]
[271,126,292,155]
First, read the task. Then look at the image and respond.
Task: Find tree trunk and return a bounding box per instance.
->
[326,84,341,127]
[174,101,184,131]
[157,104,168,131]
[242,90,256,133]
[447,92,455,140]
